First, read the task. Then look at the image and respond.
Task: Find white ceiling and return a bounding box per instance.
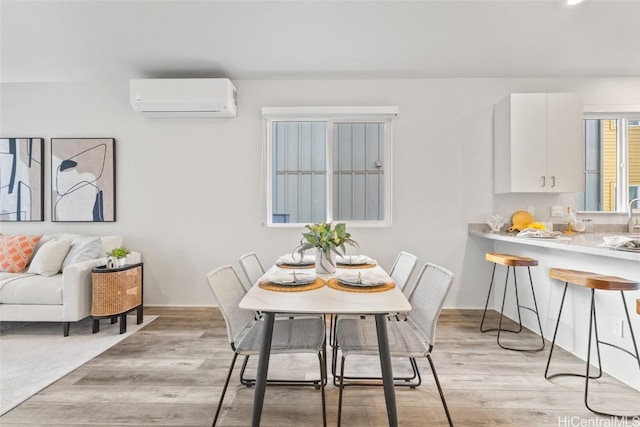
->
[1,0,639,83]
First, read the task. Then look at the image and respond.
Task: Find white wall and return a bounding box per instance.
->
[1,77,639,307]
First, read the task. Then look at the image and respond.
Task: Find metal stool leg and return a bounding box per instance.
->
[482,264,522,335]
[495,265,544,352]
[585,290,640,418]
[546,283,602,380]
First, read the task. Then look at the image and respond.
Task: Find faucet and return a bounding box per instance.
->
[629,198,640,233]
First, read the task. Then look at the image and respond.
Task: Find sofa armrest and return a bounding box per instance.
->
[60,257,106,320]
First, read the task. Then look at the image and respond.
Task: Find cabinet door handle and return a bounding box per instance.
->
[541,176,546,187]
[551,176,556,187]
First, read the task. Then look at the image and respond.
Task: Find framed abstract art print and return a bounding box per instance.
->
[51,138,116,222]
[0,137,44,221]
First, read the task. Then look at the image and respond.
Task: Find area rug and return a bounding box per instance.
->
[0,315,157,415]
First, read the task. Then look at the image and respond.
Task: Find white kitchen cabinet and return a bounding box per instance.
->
[494,93,584,193]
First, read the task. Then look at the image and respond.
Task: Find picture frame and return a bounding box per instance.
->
[51,138,116,222]
[0,137,45,221]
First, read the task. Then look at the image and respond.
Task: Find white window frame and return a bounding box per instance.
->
[582,106,640,212]
[262,106,398,227]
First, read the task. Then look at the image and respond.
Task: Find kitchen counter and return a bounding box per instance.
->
[469,223,639,391]
[468,224,640,262]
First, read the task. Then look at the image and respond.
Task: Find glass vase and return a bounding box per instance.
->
[315,248,336,274]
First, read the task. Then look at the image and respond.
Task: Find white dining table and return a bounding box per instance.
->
[239,264,411,427]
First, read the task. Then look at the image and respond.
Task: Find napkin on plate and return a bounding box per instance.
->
[268,270,316,284]
[276,253,315,265]
[336,254,374,265]
[337,271,389,286]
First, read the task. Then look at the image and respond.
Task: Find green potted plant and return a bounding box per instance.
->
[106,246,130,267]
[297,222,358,274]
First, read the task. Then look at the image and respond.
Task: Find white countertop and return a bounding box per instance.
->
[469,226,640,262]
[239,265,412,314]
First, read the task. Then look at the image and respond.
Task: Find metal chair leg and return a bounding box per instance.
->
[427,354,454,427]
[213,352,238,427]
[337,356,346,427]
[318,349,327,427]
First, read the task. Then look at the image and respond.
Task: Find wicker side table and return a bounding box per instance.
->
[91,262,143,334]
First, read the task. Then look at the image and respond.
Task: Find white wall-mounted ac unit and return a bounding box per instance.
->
[129,78,237,118]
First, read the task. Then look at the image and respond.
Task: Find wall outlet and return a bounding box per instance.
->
[551,206,564,217]
[612,317,624,338]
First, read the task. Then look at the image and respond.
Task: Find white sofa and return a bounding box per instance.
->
[0,234,141,336]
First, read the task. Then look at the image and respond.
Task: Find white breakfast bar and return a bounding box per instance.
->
[469,226,640,392]
[239,265,411,427]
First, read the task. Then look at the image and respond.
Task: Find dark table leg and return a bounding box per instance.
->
[375,314,398,427]
[252,312,275,427]
[137,304,143,324]
[92,318,99,333]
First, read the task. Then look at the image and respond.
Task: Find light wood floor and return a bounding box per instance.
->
[1,308,639,426]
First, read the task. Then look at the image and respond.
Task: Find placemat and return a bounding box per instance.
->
[337,263,376,269]
[276,263,316,270]
[259,278,325,292]
[326,278,395,293]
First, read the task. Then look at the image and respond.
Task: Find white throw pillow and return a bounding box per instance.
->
[61,236,103,270]
[27,239,72,277]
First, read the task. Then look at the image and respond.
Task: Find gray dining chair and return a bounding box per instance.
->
[238,252,265,291]
[335,263,455,427]
[329,251,419,383]
[329,251,417,343]
[205,265,327,426]
[389,251,418,295]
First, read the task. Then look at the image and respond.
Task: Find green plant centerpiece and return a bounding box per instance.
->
[106,246,130,267]
[297,222,358,274]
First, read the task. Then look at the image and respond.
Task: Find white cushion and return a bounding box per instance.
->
[61,236,103,269]
[27,239,72,277]
[0,273,63,305]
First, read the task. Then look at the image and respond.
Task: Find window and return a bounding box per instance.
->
[263,107,397,227]
[579,114,640,212]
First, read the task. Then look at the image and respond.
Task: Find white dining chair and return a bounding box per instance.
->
[205,265,327,426]
[389,251,418,295]
[329,251,418,379]
[238,252,265,291]
[335,263,455,427]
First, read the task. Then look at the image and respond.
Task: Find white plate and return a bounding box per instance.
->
[336,255,374,265]
[271,273,316,286]
[337,273,387,287]
[338,279,384,288]
[276,261,315,267]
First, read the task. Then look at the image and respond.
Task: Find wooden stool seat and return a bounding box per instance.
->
[546,267,640,418]
[485,253,538,267]
[549,268,639,291]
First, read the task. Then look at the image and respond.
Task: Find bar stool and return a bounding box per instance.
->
[545,268,640,418]
[480,253,545,352]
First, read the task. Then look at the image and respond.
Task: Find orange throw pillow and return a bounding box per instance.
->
[0,235,42,273]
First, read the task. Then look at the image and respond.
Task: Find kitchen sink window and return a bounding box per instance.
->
[262,107,397,227]
[579,114,640,212]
